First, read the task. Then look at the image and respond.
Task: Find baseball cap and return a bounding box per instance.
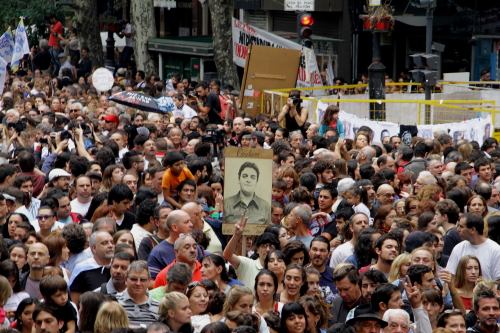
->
[86,172,102,181]
[137,127,150,136]
[58,52,67,58]
[244,131,265,146]
[48,168,71,182]
[103,114,119,125]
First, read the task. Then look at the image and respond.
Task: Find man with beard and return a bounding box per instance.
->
[96,251,134,294]
[20,243,51,299]
[308,236,337,304]
[468,290,500,332]
[312,159,334,197]
[360,234,400,278]
[143,139,158,170]
[33,304,65,333]
[69,231,114,306]
[359,270,387,302]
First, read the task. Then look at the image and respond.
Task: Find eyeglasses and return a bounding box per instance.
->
[70,109,80,112]
[258,243,277,250]
[409,205,418,210]
[443,309,463,314]
[381,193,396,198]
[36,215,54,220]
[128,277,149,283]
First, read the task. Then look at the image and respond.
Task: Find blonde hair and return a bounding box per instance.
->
[159,292,188,318]
[457,142,473,162]
[417,184,442,201]
[454,255,481,289]
[388,253,412,283]
[222,285,253,316]
[0,276,12,306]
[94,301,130,333]
[473,278,498,297]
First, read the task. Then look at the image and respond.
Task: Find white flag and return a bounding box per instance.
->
[11,18,30,72]
[0,29,15,63]
[0,57,8,95]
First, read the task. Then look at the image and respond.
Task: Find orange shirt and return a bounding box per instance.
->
[161,167,194,198]
[154,259,202,288]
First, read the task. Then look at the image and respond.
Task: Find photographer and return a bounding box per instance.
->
[46,13,63,77]
[193,81,223,126]
[277,89,308,137]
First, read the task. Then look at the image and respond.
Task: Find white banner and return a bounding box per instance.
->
[232,18,324,93]
[0,57,8,95]
[11,18,30,72]
[0,30,15,64]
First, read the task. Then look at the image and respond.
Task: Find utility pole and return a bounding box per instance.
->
[104,0,116,70]
[368,31,386,121]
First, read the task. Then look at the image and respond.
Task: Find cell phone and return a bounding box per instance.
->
[244,120,251,126]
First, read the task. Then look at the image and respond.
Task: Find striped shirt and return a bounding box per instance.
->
[115,289,160,326]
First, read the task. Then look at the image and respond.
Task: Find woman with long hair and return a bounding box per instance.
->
[78,292,107,333]
[200,254,243,294]
[186,281,209,316]
[373,205,397,235]
[264,251,287,294]
[94,301,130,333]
[298,295,330,333]
[159,292,193,333]
[388,253,412,283]
[454,255,481,311]
[84,192,109,221]
[278,167,300,195]
[222,285,269,333]
[9,243,29,272]
[0,260,30,321]
[43,235,71,282]
[396,173,413,198]
[278,264,308,304]
[279,302,307,333]
[467,195,488,217]
[253,270,283,316]
[417,184,443,201]
[417,211,438,231]
[14,297,38,333]
[101,164,125,192]
[113,230,135,248]
[404,195,420,215]
[353,131,370,149]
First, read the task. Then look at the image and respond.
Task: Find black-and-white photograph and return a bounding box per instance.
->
[223,148,273,227]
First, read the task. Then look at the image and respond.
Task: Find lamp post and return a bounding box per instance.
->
[104,0,116,70]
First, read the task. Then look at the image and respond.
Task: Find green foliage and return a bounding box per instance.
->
[0,0,72,47]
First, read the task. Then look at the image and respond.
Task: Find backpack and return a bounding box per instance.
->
[218,94,230,120]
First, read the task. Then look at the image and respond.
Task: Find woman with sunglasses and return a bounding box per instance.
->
[159,292,193,333]
[405,195,420,215]
[278,264,308,304]
[253,270,283,317]
[437,310,466,333]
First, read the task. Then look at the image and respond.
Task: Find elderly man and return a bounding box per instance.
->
[153,233,202,288]
[288,204,314,248]
[345,304,387,333]
[425,156,443,178]
[69,230,114,306]
[290,131,303,149]
[95,251,134,294]
[116,261,160,326]
[182,201,225,252]
[413,171,437,195]
[306,124,320,139]
[372,184,396,213]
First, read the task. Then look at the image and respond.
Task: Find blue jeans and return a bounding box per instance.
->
[119,46,134,69]
[49,46,62,77]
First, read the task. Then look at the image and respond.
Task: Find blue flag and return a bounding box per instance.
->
[0,29,15,63]
[11,18,30,72]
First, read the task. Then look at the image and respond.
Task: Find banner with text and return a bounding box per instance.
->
[0,30,14,64]
[232,18,324,94]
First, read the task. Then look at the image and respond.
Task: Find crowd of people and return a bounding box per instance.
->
[2,60,500,333]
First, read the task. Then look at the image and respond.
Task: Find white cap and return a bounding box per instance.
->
[48,168,71,182]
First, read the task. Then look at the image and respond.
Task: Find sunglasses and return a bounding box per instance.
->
[70,109,80,112]
[186,281,204,294]
[128,277,149,283]
[36,215,54,220]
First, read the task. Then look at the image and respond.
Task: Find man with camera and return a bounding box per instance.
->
[194,81,223,126]
[46,13,63,77]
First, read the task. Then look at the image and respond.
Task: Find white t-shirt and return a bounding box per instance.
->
[446,239,500,280]
[329,241,354,269]
[124,23,133,47]
[353,203,373,225]
[70,199,91,216]
[172,104,197,119]
[119,147,129,159]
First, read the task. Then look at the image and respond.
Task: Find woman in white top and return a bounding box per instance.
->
[43,235,71,283]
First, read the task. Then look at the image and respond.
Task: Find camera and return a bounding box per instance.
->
[79,122,91,135]
[40,138,48,144]
[188,90,198,97]
[60,130,72,141]
[7,121,26,133]
[290,96,302,105]
[244,120,252,127]
[202,128,226,144]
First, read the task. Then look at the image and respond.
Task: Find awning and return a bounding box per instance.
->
[147,35,214,56]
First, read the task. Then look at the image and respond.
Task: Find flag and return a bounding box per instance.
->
[0,57,7,95]
[11,18,30,72]
[0,29,15,63]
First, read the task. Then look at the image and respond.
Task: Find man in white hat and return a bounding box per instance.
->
[58,52,75,80]
[48,168,71,191]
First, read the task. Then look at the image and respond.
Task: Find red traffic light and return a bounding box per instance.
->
[301,15,314,26]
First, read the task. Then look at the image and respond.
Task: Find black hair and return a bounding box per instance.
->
[122,150,143,170]
[319,183,338,200]
[407,264,432,286]
[359,270,388,290]
[15,298,39,331]
[310,235,331,253]
[254,269,279,302]
[200,254,230,283]
[0,259,22,293]
[84,192,109,221]
[370,283,399,311]
[264,250,286,270]
[326,324,355,333]
[107,183,133,205]
[299,172,317,192]
[352,228,379,267]
[461,212,485,235]
[69,156,89,177]
[188,159,206,176]
[359,163,375,180]
[165,151,184,167]
[136,199,158,226]
[474,289,500,312]
[279,302,307,333]
[0,164,18,183]
[201,322,231,333]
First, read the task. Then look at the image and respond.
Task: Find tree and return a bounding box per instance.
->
[130,0,156,75]
[208,0,240,90]
[73,0,103,67]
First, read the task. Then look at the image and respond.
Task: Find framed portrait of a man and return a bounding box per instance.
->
[223,147,273,235]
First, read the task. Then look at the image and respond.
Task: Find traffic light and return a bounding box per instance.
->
[409,53,439,86]
[410,0,436,8]
[297,13,314,48]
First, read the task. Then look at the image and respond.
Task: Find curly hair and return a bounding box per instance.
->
[417,184,443,201]
[60,223,87,254]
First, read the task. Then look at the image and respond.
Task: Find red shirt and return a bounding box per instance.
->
[48,21,63,47]
[153,259,202,288]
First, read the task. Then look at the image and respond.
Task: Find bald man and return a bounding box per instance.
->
[20,243,50,299]
[181,201,226,253]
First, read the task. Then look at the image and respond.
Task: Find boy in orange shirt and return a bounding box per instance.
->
[162,151,194,209]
